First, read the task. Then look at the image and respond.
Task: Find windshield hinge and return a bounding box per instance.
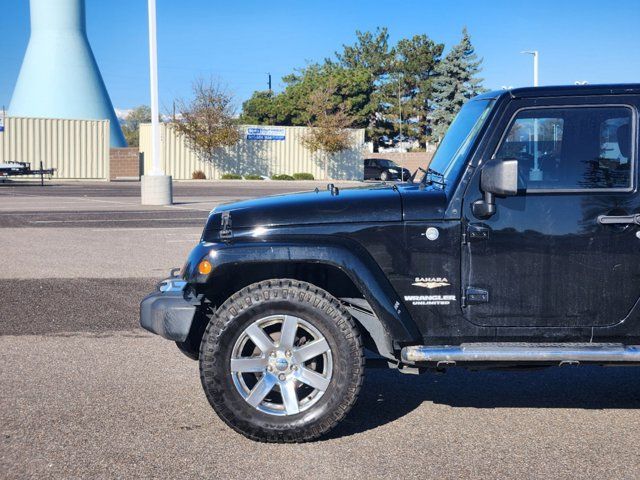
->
[220,211,233,240]
[466,224,490,241]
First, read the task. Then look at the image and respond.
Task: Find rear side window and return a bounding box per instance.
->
[495,106,634,191]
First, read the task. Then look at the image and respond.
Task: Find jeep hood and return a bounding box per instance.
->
[203,183,447,233]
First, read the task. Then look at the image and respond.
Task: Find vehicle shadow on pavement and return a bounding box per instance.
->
[328,365,640,438]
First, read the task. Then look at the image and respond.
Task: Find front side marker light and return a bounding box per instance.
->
[198,259,212,275]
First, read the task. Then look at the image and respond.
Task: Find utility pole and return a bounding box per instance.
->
[268,73,272,92]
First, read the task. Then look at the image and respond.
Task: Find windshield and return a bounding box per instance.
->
[429,99,495,188]
[377,159,397,168]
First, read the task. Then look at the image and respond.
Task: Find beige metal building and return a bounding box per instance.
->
[0,116,110,179]
[0,117,365,181]
[139,124,366,180]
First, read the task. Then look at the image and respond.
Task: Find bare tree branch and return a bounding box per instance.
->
[301,81,355,179]
[173,78,241,165]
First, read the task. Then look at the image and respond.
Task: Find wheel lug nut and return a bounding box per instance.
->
[292,365,298,371]
[278,373,286,381]
[285,350,292,358]
[270,351,277,358]
[267,366,273,372]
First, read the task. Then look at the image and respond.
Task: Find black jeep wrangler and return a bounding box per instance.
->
[141,84,640,443]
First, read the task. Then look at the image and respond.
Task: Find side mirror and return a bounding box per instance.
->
[472,159,518,219]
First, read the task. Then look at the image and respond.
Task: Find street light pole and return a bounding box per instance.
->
[148,0,160,175]
[521,50,539,87]
[141,0,173,205]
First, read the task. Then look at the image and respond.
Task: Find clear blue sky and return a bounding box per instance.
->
[1,0,639,113]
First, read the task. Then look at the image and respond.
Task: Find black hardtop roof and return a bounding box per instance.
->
[475,83,640,101]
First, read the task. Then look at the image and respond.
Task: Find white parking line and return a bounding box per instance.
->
[31,217,208,224]
[163,203,215,211]
[2,190,217,213]
[90,227,201,232]
[0,191,136,205]
[0,210,162,216]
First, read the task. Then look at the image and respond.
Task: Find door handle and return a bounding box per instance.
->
[598,214,640,225]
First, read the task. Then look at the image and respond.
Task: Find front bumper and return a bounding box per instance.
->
[140,275,200,342]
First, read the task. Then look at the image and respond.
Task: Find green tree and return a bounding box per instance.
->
[121,105,151,147]
[241,63,372,129]
[334,27,392,147]
[334,27,391,77]
[239,91,278,125]
[240,27,485,149]
[240,28,393,148]
[379,34,444,147]
[430,28,485,141]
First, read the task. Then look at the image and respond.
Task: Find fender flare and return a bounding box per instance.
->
[184,240,421,356]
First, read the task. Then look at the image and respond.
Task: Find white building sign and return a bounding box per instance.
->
[246,126,286,141]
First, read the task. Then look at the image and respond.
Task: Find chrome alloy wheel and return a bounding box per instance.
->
[230,315,333,416]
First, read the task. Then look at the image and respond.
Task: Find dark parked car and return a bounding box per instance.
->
[142,84,640,443]
[364,158,411,181]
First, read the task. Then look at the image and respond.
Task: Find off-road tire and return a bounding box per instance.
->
[199,279,364,443]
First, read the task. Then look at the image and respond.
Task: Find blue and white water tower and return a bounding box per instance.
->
[9,0,126,147]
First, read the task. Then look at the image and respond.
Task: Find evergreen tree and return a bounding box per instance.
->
[240,63,371,129]
[379,34,443,147]
[239,27,485,149]
[239,91,278,125]
[430,28,485,141]
[334,27,392,147]
[334,27,391,77]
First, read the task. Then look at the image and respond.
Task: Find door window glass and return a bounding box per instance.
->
[495,106,633,190]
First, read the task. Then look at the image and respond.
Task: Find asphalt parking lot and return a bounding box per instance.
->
[2,180,640,479]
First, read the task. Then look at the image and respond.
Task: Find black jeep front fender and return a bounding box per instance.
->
[182,239,421,354]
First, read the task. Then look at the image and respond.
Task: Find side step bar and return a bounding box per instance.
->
[402,343,640,366]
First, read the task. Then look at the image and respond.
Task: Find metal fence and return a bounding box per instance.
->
[0,117,110,179]
[139,124,366,180]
